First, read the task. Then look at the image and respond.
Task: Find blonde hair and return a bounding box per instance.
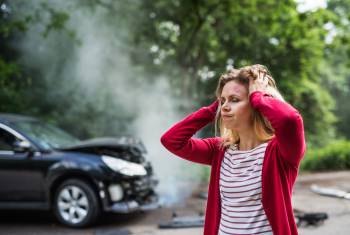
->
[214,64,284,148]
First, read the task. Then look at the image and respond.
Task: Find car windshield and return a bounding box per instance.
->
[12,120,81,150]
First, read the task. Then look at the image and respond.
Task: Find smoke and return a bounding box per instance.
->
[133,77,208,206]
[11,1,207,205]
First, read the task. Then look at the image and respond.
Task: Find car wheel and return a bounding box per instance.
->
[53,179,100,227]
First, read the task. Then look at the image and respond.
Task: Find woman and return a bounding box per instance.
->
[160,64,306,235]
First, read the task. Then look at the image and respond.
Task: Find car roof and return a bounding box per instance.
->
[0,113,38,124]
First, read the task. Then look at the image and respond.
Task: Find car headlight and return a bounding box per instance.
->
[101,155,147,176]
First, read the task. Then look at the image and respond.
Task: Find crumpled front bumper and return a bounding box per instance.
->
[105,194,160,213]
[96,174,160,213]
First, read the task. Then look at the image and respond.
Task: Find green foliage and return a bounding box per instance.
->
[0,0,80,127]
[132,0,341,145]
[1,0,350,147]
[320,0,350,140]
[0,58,29,112]
[301,140,350,171]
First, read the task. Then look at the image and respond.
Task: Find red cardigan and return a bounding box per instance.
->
[160,91,306,235]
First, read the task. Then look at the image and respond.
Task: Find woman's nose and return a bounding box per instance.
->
[221,103,230,112]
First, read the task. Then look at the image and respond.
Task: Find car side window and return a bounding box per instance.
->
[0,128,17,151]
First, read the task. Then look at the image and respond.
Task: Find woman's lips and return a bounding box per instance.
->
[222,115,233,119]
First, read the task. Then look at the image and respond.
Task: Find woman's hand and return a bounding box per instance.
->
[248,68,270,96]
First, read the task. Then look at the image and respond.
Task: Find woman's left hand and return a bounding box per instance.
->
[248,68,270,96]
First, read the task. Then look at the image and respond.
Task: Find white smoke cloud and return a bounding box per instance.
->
[12,1,207,205]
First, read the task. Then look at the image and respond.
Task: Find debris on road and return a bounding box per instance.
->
[158,211,204,229]
[310,184,350,200]
[294,209,328,227]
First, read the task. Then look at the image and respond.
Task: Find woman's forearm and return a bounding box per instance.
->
[160,101,220,165]
[249,91,306,166]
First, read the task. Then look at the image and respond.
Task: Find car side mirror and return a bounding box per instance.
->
[13,140,33,153]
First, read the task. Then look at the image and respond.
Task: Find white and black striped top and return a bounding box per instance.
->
[218,142,273,235]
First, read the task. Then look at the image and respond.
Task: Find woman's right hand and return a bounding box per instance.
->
[248,67,270,96]
[247,66,283,100]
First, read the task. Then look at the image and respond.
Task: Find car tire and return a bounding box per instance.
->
[53,179,101,227]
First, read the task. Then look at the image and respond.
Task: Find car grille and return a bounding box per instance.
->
[121,176,158,200]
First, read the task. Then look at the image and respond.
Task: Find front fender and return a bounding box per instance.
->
[44,158,112,208]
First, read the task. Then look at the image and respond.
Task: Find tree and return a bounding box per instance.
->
[321,0,350,139]
[1,0,348,146]
[0,0,28,112]
[130,0,338,146]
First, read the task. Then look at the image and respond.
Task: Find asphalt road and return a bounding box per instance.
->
[1,171,350,235]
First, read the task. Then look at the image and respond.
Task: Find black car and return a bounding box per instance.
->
[0,113,159,227]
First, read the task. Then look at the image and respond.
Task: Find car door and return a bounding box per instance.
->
[0,126,45,202]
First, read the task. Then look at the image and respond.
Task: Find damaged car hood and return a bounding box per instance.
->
[59,136,147,154]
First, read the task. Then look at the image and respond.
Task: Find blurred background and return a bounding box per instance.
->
[1,0,350,234]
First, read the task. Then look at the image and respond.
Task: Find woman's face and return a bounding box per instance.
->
[219,80,254,131]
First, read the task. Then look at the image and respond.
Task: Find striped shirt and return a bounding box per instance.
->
[218,142,273,235]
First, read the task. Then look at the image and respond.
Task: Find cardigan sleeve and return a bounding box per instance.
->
[160,101,221,166]
[249,91,306,167]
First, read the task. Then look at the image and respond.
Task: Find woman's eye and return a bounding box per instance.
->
[220,98,239,104]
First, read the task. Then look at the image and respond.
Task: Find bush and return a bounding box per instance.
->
[300,140,350,171]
